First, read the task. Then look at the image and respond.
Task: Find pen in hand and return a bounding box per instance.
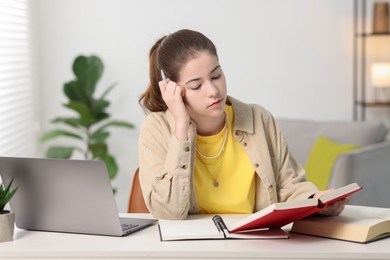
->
[161,69,187,103]
[161,70,168,84]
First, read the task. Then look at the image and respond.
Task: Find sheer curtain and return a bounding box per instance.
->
[0,0,36,157]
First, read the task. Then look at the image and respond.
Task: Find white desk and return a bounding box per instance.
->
[1,210,390,260]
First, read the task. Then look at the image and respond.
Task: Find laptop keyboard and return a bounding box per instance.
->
[121,223,139,231]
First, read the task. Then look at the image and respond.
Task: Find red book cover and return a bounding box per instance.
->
[228,183,362,233]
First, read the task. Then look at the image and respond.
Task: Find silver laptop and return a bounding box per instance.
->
[0,156,157,236]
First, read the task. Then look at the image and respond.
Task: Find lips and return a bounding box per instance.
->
[208,99,223,108]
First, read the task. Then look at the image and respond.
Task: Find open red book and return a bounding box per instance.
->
[158,183,362,241]
[227,183,362,232]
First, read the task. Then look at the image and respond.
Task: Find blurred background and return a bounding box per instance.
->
[2,0,389,212]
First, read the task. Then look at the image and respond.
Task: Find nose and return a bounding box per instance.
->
[205,80,219,97]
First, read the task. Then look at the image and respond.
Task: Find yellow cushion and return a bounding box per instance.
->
[305,135,360,190]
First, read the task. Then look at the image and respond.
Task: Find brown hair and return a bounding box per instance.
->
[139,29,218,113]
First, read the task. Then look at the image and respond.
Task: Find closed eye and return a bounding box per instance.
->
[212,74,221,80]
[191,84,201,90]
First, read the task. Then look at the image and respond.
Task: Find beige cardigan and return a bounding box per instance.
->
[138,96,318,219]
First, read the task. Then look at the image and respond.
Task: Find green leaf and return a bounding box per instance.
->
[0,178,18,211]
[40,130,83,142]
[90,143,108,158]
[90,111,110,124]
[99,155,118,180]
[64,101,91,117]
[46,146,76,159]
[64,80,88,103]
[95,120,135,133]
[72,55,104,97]
[90,131,110,142]
[51,117,83,128]
[91,98,110,118]
[64,101,97,126]
[3,181,18,205]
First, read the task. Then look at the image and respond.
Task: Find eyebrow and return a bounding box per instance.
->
[185,65,221,85]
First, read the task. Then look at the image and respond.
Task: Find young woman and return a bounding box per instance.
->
[138,29,346,220]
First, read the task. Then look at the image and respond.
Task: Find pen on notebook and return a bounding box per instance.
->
[161,70,168,84]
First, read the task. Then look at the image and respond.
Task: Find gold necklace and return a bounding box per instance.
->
[196,152,225,187]
[196,115,228,159]
[196,113,228,187]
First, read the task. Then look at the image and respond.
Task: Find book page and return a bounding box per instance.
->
[158,215,290,241]
[220,217,288,239]
[319,183,362,205]
[158,218,224,241]
[345,205,390,220]
[329,205,390,226]
[291,205,390,243]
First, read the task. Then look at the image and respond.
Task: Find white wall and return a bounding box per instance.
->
[32,0,354,212]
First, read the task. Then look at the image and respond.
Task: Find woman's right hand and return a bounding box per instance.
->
[159,79,190,141]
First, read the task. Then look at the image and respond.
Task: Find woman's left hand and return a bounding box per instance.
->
[313,190,348,216]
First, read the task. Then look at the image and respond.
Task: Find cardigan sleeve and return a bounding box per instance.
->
[263,111,319,202]
[138,113,194,220]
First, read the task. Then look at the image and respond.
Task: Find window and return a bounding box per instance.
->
[0,0,36,156]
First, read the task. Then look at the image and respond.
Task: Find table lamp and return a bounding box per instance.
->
[371,62,390,101]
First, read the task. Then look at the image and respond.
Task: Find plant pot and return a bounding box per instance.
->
[0,210,15,243]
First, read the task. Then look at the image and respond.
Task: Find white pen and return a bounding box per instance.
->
[161,70,168,84]
[161,69,186,103]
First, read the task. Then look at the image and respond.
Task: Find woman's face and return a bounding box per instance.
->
[177,51,227,122]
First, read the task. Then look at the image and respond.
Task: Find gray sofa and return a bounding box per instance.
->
[276,119,390,208]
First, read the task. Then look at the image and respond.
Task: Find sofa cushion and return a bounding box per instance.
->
[276,119,388,165]
[305,135,361,190]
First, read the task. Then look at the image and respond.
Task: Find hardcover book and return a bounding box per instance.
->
[227,182,361,232]
[291,205,390,243]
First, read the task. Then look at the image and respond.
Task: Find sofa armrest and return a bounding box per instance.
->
[329,141,390,208]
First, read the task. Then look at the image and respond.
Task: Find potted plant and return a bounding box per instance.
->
[40,55,134,192]
[0,178,18,243]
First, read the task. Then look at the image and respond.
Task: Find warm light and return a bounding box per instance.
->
[371,63,390,88]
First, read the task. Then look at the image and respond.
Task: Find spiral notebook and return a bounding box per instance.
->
[158,215,288,241]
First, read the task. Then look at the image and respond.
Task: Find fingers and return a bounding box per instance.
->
[159,80,184,103]
[319,203,345,216]
[333,198,349,207]
[157,78,190,140]
[318,198,349,216]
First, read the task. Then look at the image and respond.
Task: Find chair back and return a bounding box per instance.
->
[128,168,149,213]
